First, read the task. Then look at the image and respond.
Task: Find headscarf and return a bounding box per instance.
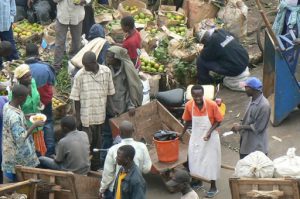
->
[14,64,30,79]
[107,46,143,107]
[88,24,106,41]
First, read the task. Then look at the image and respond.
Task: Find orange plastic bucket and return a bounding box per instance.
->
[153,137,179,163]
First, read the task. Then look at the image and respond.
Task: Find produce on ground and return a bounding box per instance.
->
[140,58,165,73]
[165,12,186,24]
[168,25,187,36]
[125,5,139,13]
[134,13,154,24]
[146,27,159,35]
[52,97,65,109]
[13,20,43,40]
[94,3,114,15]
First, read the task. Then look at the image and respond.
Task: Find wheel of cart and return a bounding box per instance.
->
[110,100,190,192]
[0,179,39,199]
[15,165,101,199]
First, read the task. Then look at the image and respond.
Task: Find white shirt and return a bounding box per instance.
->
[181,190,200,199]
[100,138,152,193]
[53,0,85,25]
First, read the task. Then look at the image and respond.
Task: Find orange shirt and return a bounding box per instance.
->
[182,98,224,125]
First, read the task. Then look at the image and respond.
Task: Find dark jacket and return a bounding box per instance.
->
[15,0,27,7]
[87,24,110,65]
[113,164,146,199]
[200,29,249,76]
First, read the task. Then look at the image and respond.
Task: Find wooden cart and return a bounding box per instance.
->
[110,100,190,189]
[0,179,38,199]
[229,177,300,199]
[15,166,101,199]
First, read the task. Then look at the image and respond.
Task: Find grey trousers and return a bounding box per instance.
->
[54,20,83,69]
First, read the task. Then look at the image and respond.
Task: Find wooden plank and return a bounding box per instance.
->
[49,176,55,199]
[0,180,33,192]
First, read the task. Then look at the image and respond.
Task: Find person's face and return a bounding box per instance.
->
[19,72,32,86]
[83,60,96,72]
[116,150,127,166]
[0,48,12,57]
[191,89,204,105]
[245,86,253,97]
[105,52,119,68]
[121,24,130,33]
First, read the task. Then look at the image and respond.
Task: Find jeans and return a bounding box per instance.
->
[101,115,113,166]
[54,20,83,69]
[104,190,114,199]
[39,156,62,170]
[42,103,55,157]
[0,24,19,68]
[196,56,240,84]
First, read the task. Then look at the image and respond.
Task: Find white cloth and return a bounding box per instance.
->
[181,190,200,199]
[100,138,152,193]
[188,102,221,180]
[53,0,85,25]
[223,67,250,91]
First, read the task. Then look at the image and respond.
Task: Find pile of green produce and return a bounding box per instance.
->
[168,25,187,36]
[13,20,44,40]
[140,58,165,73]
[134,13,154,24]
[153,38,170,64]
[124,5,139,13]
[146,27,159,35]
[94,4,114,15]
[165,12,186,24]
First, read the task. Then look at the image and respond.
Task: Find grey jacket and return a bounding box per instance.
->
[240,93,271,155]
[113,164,146,199]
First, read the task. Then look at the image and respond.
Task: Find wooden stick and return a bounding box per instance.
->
[255,0,280,48]
[221,164,235,171]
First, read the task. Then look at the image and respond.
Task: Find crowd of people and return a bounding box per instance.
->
[0,0,274,198]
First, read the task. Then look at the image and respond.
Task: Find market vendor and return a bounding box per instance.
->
[25,43,56,157]
[26,0,54,25]
[70,51,116,171]
[2,85,44,183]
[10,64,47,156]
[113,16,142,69]
[196,29,249,90]
[179,85,223,198]
[39,116,90,174]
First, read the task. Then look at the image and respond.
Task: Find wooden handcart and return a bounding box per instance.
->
[0,179,39,199]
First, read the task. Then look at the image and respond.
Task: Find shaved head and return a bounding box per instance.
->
[82,51,98,72]
[119,120,134,139]
[0,41,13,57]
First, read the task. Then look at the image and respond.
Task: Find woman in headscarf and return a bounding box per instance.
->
[10,64,47,156]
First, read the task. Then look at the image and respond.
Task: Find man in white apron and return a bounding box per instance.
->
[179,85,223,198]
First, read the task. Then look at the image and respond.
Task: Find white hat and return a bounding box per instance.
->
[196,29,208,43]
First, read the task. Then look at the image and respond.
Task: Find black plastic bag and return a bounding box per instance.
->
[153,130,178,141]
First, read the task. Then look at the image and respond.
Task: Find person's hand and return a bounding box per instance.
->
[98,192,104,199]
[128,108,135,117]
[33,120,45,128]
[231,123,242,132]
[203,134,211,141]
[112,107,120,117]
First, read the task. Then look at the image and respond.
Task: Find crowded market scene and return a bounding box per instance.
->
[1,0,300,198]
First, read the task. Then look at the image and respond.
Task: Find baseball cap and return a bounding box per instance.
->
[166,169,191,187]
[242,77,263,91]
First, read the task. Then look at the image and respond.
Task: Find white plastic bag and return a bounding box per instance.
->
[273,148,300,178]
[141,79,150,105]
[235,151,275,178]
[223,67,250,91]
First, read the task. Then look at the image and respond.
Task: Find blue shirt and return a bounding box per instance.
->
[0,0,16,31]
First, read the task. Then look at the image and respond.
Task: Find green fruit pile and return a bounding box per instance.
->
[146,27,159,35]
[165,12,185,24]
[125,5,139,13]
[134,13,154,24]
[168,25,187,36]
[141,58,165,73]
[13,20,44,40]
[94,5,113,15]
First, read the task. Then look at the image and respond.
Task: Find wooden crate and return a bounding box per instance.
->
[229,177,300,199]
[15,166,101,199]
[0,179,38,199]
[110,100,189,173]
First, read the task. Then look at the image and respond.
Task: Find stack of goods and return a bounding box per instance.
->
[13,20,44,44]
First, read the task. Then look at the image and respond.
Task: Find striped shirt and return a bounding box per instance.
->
[0,0,16,31]
[70,65,115,127]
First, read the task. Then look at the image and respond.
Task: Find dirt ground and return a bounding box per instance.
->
[146,0,294,198]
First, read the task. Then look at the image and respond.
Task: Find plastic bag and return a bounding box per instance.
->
[153,130,177,141]
[235,151,275,178]
[141,78,150,105]
[273,148,300,178]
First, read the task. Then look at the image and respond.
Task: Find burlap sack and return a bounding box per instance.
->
[183,0,219,28]
[217,0,248,38]
[118,0,147,17]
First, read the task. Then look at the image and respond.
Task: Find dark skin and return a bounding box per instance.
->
[74,57,118,129]
[119,120,134,139]
[105,51,135,117]
[179,88,220,193]
[231,86,261,132]
[10,93,44,139]
[99,149,134,199]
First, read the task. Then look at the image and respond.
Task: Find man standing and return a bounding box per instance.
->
[112,145,146,199]
[53,0,85,72]
[70,51,115,171]
[39,116,90,174]
[179,85,223,198]
[0,0,19,69]
[99,120,151,199]
[231,77,271,159]
[166,169,199,199]
[2,85,44,183]
[25,43,56,157]
[26,0,54,24]
[196,29,249,89]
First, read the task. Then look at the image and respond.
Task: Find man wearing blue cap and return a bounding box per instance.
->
[231,77,271,159]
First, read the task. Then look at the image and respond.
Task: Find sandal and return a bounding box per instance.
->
[206,190,219,198]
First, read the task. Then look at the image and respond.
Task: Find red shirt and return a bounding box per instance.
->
[38,83,53,105]
[123,30,141,68]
